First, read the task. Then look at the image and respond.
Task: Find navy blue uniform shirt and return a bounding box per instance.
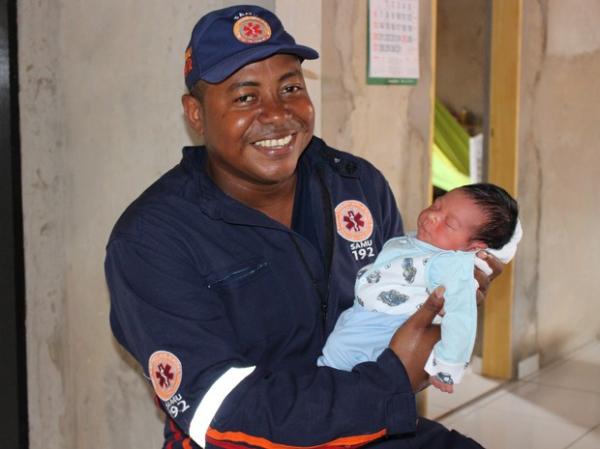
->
[105,137,426,449]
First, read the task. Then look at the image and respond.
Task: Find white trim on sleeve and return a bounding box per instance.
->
[189,366,256,447]
[424,352,466,384]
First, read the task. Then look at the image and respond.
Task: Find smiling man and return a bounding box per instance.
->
[105,5,500,449]
[181,53,314,226]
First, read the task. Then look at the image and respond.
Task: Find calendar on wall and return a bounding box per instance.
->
[367,0,419,85]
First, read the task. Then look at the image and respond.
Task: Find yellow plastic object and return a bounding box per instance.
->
[432,143,470,192]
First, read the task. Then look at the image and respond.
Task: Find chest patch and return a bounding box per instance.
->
[335,200,374,242]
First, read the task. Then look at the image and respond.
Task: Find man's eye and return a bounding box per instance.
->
[235,94,255,104]
[282,84,302,94]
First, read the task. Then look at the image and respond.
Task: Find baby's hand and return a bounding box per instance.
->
[430,374,454,393]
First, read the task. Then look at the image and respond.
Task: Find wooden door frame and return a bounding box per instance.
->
[429,0,522,380]
[481,0,522,379]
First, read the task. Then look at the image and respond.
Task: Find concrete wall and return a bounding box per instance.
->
[19,1,280,448]
[514,0,600,365]
[321,0,434,228]
[435,0,487,127]
[23,0,600,446]
[19,1,431,447]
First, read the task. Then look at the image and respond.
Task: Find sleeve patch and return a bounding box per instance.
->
[149,350,183,401]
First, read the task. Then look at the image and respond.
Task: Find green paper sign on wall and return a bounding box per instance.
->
[367,0,419,85]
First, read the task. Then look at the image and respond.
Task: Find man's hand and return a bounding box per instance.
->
[474,252,504,305]
[388,287,444,392]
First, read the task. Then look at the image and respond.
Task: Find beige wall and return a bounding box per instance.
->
[321,0,434,228]
[514,0,600,365]
[436,0,487,125]
[20,0,600,447]
[20,1,433,446]
[19,1,276,447]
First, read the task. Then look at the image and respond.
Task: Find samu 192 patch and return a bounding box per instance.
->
[334,200,374,243]
[233,16,272,44]
[148,350,183,401]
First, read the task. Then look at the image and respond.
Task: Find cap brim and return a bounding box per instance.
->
[200,44,319,84]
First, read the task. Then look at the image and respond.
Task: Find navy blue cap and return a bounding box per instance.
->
[184,4,319,89]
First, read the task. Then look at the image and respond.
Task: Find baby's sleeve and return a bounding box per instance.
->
[424,252,477,385]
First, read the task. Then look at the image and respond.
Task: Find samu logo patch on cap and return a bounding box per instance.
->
[233,16,272,44]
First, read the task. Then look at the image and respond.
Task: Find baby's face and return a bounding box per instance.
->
[416,189,488,251]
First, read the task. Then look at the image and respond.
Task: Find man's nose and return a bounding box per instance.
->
[259,95,289,123]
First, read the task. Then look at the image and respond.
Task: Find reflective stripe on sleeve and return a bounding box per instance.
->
[189,366,256,447]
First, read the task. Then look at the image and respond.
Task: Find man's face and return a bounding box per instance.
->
[185,54,314,191]
[416,189,488,251]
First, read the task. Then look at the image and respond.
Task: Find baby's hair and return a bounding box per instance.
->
[457,183,519,249]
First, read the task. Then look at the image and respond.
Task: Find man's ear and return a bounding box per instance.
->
[181,94,204,136]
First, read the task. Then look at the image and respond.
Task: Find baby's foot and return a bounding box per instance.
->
[430,374,454,393]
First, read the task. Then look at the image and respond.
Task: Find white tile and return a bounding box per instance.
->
[445,406,589,449]
[532,360,600,394]
[482,381,600,429]
[433,383,519,426]
[426,369,504,417]
[569,341,600,364]
[436,341,600,448]
[568,425,600,449]
[530,342,600,394]
[520,355,567,382]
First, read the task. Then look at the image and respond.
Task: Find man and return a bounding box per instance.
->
[105,5,501,449]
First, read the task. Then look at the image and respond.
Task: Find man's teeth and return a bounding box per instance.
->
[254,135,293,148]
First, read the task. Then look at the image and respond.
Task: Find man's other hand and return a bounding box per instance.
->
[474,252,504,305]
[388,287,444,392]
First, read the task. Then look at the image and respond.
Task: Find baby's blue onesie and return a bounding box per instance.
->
[317,234,477,385]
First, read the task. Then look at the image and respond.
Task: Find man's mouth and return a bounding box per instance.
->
[253,134,293,149]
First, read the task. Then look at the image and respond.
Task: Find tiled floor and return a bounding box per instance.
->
[428,340,600,449]
[425,357,504,420]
